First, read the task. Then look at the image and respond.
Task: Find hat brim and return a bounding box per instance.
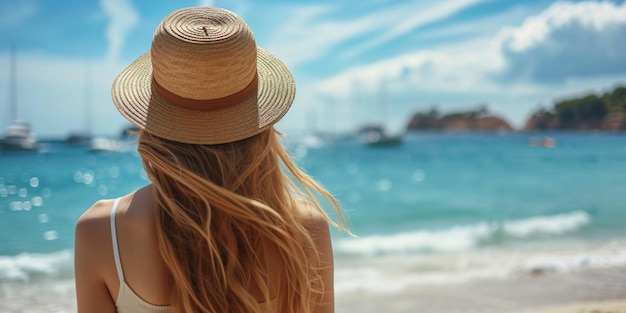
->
[111,47,295,144]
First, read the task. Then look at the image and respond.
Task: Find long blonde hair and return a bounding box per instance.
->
[137,127,346,313]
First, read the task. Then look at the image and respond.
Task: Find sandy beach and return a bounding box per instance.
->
[336,266,626,313]
[515,301,626,313]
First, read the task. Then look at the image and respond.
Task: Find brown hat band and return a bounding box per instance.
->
[151,74,259,111]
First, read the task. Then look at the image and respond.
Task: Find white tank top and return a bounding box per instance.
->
[110,198,172,313]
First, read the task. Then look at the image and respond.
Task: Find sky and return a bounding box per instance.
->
[0,0,625,137]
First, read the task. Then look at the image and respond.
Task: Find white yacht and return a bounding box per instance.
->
[0,121,38,151]
[1,46,38,152]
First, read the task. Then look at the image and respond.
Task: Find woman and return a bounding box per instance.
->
[74,7,347,313]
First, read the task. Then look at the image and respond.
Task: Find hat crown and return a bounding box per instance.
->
[151,7,257,101]
[112,6,295,145]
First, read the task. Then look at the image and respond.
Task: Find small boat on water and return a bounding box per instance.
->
[65,131,92,145]
[88,125,138,153]
[89,137,128,152]
[358,124,403,147]
[357,81,403,147]
[1,46,38,152]
[364,130,403,147]
[0,121,38,151]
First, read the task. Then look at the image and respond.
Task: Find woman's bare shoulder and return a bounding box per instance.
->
[74,198,120,281]
[76,199,116,235]
[76,186,150,233]
[294,199,334,270]
[75,186,142,239]
[294,199,331,237]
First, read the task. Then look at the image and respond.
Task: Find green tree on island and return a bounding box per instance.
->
[525,85,626,131]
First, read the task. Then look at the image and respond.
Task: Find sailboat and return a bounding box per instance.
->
[360,124,403,147]
[62,63,128,152]
[65,64,92,145]
[0,46,38,152]
[360,80,403,147]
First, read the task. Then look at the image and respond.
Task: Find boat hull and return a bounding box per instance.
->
[0,139,38,151]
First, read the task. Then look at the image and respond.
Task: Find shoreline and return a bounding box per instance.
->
[1,265,624,312]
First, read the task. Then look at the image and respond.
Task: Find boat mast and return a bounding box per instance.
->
[379,78,388,129]
[9,45,17,122]
[85,63,92,135]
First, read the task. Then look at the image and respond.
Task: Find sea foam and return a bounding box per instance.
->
[336,211,592,256]
[0,249,73,282]
[502,211,590,238]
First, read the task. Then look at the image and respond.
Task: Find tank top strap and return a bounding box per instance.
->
[110,197,125,283]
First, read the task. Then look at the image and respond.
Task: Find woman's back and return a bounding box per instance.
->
[75,185,335,313]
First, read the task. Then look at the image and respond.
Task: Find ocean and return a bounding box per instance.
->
[1,131,626,312]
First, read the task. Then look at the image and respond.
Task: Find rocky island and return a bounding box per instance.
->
[406,106,513,132]
[405,85,626,132]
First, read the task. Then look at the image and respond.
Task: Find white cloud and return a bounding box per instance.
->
[268,0,485,68]
[0,1,37,28]
[411,5,532,43]
[498,1,626,82]
[503,1,626,52]
[99,0,140,63]
[343,0,485,59]
[305,1,626,131]
[266,5,376,67]
[315,37,505,101]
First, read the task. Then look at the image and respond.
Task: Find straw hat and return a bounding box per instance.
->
[111,7,295,144]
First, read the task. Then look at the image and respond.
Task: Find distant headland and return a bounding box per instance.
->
[406,85,626,132]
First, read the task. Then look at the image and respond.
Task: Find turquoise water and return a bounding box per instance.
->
[1,132,626,295]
